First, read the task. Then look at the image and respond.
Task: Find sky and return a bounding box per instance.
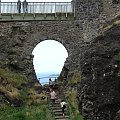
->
[32,40,68,76]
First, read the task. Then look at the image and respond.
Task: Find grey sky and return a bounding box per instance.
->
[32,40,68,74]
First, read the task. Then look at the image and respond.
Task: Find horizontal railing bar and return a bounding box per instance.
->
[0,1,75,20]
[40,81,63,85]
[38,77,58,79]
[1,2,72,3]
[0,2,73,13]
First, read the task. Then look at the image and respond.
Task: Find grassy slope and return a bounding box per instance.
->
[0,68,53,120]
[0,103,52,120]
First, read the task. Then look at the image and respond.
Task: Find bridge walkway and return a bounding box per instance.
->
[0,2,75,21]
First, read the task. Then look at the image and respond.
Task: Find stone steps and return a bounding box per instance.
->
[54,112,68,116]
[56,119,69,120]
[47,88,69,120]
[49,97,69,120]
[55,115,69,120]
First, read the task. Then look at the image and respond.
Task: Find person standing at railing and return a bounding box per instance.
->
[17,0,21,13]
[49,78,54,89]
[23,0,28,13]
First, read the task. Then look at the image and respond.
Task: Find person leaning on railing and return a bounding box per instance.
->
[49,78,54,89]
[17,0,21,13]
[23,0,28,13]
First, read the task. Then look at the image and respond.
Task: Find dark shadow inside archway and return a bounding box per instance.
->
[32,40,68,85]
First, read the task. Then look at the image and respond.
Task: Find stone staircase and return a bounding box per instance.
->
[49,98,69,120]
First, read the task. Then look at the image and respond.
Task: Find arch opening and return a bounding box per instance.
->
[32,40,68,85]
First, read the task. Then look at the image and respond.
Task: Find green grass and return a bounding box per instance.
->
[103,19,120,32]
[0,103,53,120]
[68,70,81,84]
[0,68,28,87]
[67,90,84,120]
[0,68,29,103]
[117,52,120,61]
[0,68,54,120]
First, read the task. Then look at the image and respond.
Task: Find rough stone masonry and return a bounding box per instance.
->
[0,0,120,119]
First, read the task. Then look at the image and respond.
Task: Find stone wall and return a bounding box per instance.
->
[0,21,83,84]
[75,0,120,42]
[74,0,120,119]
[0,0,120,119]
[75,0,104,42]
[78,22,120,120]
[0,0,119,82]
[102,0,120,20]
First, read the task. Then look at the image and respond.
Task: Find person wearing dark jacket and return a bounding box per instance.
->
[17,0,21,13]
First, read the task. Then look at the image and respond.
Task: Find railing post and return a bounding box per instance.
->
[33,2,36,19]
[11,2,13,19]
[44,2,46,18]
[61,3,62,13]
[22,2,25,19]
[66,3,68,18]
[0,0,1,19]
[33,2,34,14]
[73,0,76,18]
[51,3,52,13]
[55,3,57,18]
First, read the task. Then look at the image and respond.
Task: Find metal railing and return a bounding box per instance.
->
[0,2,75,14]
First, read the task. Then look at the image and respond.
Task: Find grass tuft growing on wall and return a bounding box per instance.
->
[66,90,84,120]
[68,70,81,84]
[117,52,120,61]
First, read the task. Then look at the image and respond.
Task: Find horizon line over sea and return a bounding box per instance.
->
[36,72,60,85]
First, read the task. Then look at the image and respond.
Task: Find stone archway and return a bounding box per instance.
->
[0,21,83,84]
[23,30,80,82]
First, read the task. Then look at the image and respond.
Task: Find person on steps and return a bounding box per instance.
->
[50,89,56,105]
[60,100,68,116]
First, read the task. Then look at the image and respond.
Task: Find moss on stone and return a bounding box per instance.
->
[103,19,120,32]
[0,68,28,87]
[117,52,120,61]
[68,70,81,84]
